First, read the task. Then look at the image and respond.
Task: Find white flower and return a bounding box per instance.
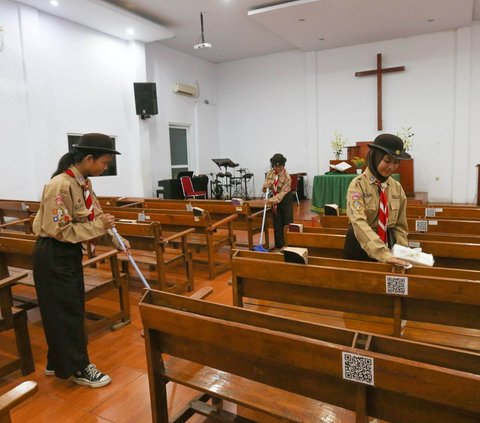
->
[397,127,414,152]
[330,132,347,155]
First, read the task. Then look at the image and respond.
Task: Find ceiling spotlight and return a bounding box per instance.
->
[50,0,59,6]
[194,12,212,50]
[126,28,135,36]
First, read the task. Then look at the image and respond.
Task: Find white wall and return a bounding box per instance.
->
[145,43,219,194]
[2,0,480,203]
[218,50,307,198]
[0,1,147,198]
[218,27,480,203]
[315,31,458,201]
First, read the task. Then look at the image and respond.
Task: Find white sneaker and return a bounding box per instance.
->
[73,364,111,388]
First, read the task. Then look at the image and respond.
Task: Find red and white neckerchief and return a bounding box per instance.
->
[272,169,282,214]
[64,169,94,221]
[375,180,388,244]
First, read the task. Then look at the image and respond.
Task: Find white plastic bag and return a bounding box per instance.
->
[392,244,434,267]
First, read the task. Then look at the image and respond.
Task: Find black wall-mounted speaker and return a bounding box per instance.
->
[133,82,158,116]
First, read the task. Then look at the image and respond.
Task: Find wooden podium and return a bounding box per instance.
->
[345,141,414,196]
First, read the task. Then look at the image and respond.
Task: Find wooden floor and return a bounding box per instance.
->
[0,199,472,422]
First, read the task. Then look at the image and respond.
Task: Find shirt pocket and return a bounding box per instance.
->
[389,196,400,222]
[363,194,377,220]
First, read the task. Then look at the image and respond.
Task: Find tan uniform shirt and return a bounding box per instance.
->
[33,166,119,247]
[346,168,408,262]
[262,169,291,204]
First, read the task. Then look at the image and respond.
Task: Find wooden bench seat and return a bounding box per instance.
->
[321,214,480,235]
[95,221,194,293]
[110,209,237,279]
[104,197,270,249]
[0,272,35,378]
[231,249,480,350]
[106,197,271,250]
[285,226,480,270]
[140,290,480,423]
[0,235,130,335]
[407,204,480,219]
[0,380,37,423]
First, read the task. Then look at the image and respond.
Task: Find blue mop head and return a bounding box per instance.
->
[253,244,269,253]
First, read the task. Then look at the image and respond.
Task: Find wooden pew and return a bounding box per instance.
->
[0,201,34,234]
[134,198,269,250]
[407,204,480,219]
[140,290,480,423]
[285,227,480,270]
[96,221,194,293]
[0,234,130,334]
[0,271,35,378]
[101,197,270,250]
[0,381,37,423]
[321,214,480,236]
[231,249,480,350]
[109,209,237,280]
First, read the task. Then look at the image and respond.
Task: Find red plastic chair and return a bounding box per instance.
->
[180,176,207,199]
[290,174,300,205]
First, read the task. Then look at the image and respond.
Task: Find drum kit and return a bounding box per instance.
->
[210,158,254,200]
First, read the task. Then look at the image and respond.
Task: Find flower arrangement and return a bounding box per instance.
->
[351,156,366,168]
[397,126,414,152]
[330,132,348,159]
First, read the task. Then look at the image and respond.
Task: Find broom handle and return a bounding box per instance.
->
[258,189,269,246]
[111,227,151,289]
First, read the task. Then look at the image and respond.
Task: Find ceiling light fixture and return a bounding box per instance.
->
[126,28,135,36]
[194,12,212,50]
[50,0,59,6]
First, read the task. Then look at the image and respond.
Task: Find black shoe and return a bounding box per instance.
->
[73,364,111,388]
[45,366,55,376]
[45,361,55,376]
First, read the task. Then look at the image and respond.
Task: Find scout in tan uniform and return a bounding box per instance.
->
[33,133,126,388]
[343,134,411,266]
[262,153,293,248]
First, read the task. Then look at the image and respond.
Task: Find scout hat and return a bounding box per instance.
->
[368,134,412,160]
[368,133,411,160]
[73,133,121,155]
[270,153,287,166]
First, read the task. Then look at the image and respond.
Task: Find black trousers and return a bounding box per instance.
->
[33,237,89,378]
[273,192,294,248]
[343,225,395,261]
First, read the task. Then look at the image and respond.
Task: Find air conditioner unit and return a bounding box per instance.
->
[173,82,198,97]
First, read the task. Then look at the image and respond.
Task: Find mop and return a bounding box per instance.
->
[253,189,269,252]
[111,227,151,289]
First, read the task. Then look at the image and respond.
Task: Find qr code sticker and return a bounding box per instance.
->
[425,208,436,217]
[415,219,428,232]
[342,352,374,385]
[386,275,408,295]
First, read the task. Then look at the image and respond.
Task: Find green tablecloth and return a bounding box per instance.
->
[311,173,400,213]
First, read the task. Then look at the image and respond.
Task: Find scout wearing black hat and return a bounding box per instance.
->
[368,133,411,160]
[73,133,121,155]
[270,153,287,166]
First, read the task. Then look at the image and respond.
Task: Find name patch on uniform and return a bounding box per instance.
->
[351,192,361,200]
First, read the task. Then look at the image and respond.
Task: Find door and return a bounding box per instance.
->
[169,125,190,179]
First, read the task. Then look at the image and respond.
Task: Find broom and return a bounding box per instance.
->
[253,189,270,252]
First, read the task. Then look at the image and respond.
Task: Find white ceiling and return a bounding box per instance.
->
[14,0,480,63]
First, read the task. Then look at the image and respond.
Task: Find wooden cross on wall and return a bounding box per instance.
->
[355,53,405,130]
